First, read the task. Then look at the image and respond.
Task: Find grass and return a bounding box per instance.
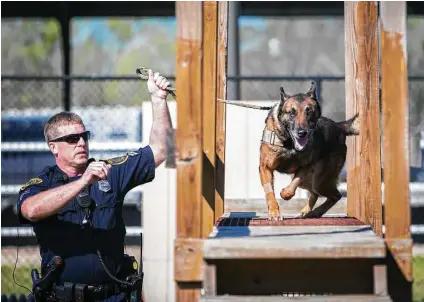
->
[1,264,39,297]
[1,258,424,300]
[414,256,424,302]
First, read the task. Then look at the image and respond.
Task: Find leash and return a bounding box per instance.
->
[136,67,177,101]
[137,66,275,111]
[217,99,274,110]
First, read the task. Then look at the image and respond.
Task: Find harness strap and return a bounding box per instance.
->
[261,129,285,147]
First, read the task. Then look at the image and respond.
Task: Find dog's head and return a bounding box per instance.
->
[277,82,322,152]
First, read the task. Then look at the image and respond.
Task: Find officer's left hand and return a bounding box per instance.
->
[147,69,171,100]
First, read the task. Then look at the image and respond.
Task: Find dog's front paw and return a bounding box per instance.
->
[280,188,295,200]
[267,207,282,221]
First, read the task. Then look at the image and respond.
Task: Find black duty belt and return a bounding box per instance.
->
[54,282,124,302]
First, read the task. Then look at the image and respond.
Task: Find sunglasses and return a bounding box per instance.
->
[49,131,91,144]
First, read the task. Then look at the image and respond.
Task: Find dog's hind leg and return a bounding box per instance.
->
[304,155,345,218]
[304,185,342,218]
[294,192,318,218]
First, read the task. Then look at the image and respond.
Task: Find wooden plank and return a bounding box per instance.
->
[380,1,413,284]
[344,2,361,222]
[204,225,385,259]
[174,238,204,282]
[201,295,392,302]
[202,1,219,238]
[175,1,203,301]
[344,2,382,237]
[215,1,228,221]
[203,262,217,295]
[224,198,347,215]
[374,265,388,295]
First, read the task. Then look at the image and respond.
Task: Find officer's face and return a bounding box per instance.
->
[49,123,89,169]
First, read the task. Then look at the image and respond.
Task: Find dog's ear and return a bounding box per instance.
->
[305,81,317,100]
[280,86,290,102]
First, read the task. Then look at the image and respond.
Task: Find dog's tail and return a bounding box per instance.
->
[339,113,359,136]
[217,99,273,110]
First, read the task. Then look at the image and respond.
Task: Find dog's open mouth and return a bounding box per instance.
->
[289,131,309,151]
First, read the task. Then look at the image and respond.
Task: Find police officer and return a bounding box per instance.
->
[17,70,173,301]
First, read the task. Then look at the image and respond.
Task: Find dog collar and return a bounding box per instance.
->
[261,129,285,147]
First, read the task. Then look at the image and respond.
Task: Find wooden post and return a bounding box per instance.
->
[215,1,228,221]
[175,2,203,301]
[380,2,413,301]
[202,1,218,238]
[344,2,382,236]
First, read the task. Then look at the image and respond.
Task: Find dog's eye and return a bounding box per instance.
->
[305,107,311,116]
[288,109,296,117]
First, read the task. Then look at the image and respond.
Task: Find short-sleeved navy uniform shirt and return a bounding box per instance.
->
[17,146,155,288]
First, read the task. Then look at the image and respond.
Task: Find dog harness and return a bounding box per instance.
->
[261,129,285,147]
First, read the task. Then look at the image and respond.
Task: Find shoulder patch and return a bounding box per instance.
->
[106,155,129,166]
[20,177,43,191]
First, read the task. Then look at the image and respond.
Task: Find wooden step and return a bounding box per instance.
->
[204,214,385,260]
[201,295,392,302]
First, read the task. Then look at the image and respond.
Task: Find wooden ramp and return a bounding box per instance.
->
[201,204,390,301]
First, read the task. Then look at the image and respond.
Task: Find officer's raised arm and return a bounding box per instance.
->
[146,69,174,168]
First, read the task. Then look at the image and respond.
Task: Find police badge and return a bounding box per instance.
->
[98,180,112,193]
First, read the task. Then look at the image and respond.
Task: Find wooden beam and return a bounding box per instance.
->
[380,2,413,300]
[215,1,228,221]
[202,1,219,238]
[174,238,204,282]
[344,2,382,237]
[175,1,203,301]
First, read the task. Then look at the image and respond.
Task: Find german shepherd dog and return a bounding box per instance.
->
[256,82,359,220]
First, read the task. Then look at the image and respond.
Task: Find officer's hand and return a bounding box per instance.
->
[80,161,112,186]
[147,69,171,100]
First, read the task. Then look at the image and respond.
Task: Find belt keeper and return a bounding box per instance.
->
[74,283,87,302]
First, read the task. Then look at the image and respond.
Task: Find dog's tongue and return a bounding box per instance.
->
[294,136,308,151]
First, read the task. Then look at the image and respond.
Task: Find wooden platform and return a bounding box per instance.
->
[204,211,385,260]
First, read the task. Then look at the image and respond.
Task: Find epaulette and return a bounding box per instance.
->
[103,151,139,166]
[20,177,44,191]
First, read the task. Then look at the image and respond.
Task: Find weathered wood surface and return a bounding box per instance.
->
[204,225,385,259]
[174,238,204,282]
[175,2,203,301]
[202,0,218,238]
[344,2,382,236]
[380,1,412,284]
[224,198,347,215]
[201,295,392,302]
[215,1,228,221]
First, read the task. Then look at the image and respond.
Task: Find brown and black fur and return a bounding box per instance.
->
[259,82,359,220]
